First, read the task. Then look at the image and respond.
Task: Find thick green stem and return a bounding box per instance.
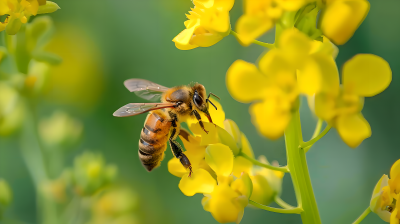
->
[352,207,371,224]
[285,111,321,224]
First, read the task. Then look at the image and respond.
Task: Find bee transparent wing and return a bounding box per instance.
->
[113,103,176,117]
[124,79,170,102]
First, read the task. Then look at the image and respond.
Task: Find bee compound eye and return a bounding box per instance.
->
[193,92,203,107]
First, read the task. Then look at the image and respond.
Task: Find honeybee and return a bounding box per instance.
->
[113,79,219,176]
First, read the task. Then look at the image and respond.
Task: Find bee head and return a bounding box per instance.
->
[192,84,219,125]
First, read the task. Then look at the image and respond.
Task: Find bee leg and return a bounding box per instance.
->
[169,137,192,177]
[192,110,209,134]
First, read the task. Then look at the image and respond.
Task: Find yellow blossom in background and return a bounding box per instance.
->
[371,159,400,223]
[320,0,370,45]
[43,25,105,112]
[312,54,391,147]
[173,0,234,50]
[0,0,60,35]
[227,28,338,139]
[235,0,312,46]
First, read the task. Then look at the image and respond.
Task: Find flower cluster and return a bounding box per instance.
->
[370,159,400,223]
[168,101,283,223]
[173,0,234,50]
[0,0,60,35]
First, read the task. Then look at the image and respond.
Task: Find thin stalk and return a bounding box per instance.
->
[230,30,275,49]
[249,200,303,214]
[274,195,295,209]
[285,111,321,224]
[300,125,331,152]
[311,119,323,140]
[20,98,59,224]
[238,152,289,173]
[352,207,371,224]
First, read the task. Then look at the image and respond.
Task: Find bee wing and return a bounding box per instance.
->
[124,79,170,102]
[113,103,176,117]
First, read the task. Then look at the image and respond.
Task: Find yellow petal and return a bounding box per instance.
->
[279,28,312,57]
[342,54,392,97]
[214,0,235,11]
[168,158,187,178]
[173,20,200,46]
[231,172,253,198]
[240,133,254,158]
[223,119,241,148]
[310,36,339,59]
[207,184,243,223]
[205,143,234,177]
[250,174,275,205]
[179,168,217,196]
[277,0,308,11]
[226,60,268,103]
[390,159,400,181]
[314,92,337,121]
[391,208,400,224]
[336,113,371,148]
[321,0,370,45]
[232,156,252,178]
[258,49,293,77]
[190,33,224,47]
[188,122,220,145]
[193,0,214,8]
[250,101,291,140]
[297,53,339,96]
[206,10,231,34]
[217,127,240,155]
[235,15,273,46]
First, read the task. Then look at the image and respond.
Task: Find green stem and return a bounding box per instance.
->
[19,98,59,224]
[311,119,323,140]
[274,195,295,209]
[239,152,289,173]
[230,30,275,49]
[285,111,321,224]
[352,207,371,224]
[249,200,303,214]
[300,125,331,152]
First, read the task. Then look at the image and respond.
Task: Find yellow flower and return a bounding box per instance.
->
[168,101,256,223]
[173,0,234,50]
[250,157,284,205]
[320,0,370,45]
[0,0,60,35]
[235,0,312,46]
[371,159,400,223]
[370,174,391,222]
[312,54,392,147]
[227,28,338,139]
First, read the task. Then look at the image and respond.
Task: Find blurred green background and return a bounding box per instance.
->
[1,0,399,223]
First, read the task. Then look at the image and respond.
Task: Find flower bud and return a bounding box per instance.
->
[250,157,284,206]
[37,1,60,15]
[39,110,83,149]
[370,174,391,222]
[0,82,24,136]
[71,152,117,196]
[93,187,139,217]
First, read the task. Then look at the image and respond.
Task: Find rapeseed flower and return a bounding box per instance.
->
[169,100,284,223]
[0,0,60,35]
[320,0,370,45]
[227,28,338,139]
[173,0,234,50]
[312,54,391,147]
[370,159,400,223]
[235,0,312,46]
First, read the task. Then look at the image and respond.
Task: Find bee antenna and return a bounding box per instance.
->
[206,99,217,110]
[207,92,220,100]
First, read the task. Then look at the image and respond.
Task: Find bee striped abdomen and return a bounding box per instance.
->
[138,111,171,171]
